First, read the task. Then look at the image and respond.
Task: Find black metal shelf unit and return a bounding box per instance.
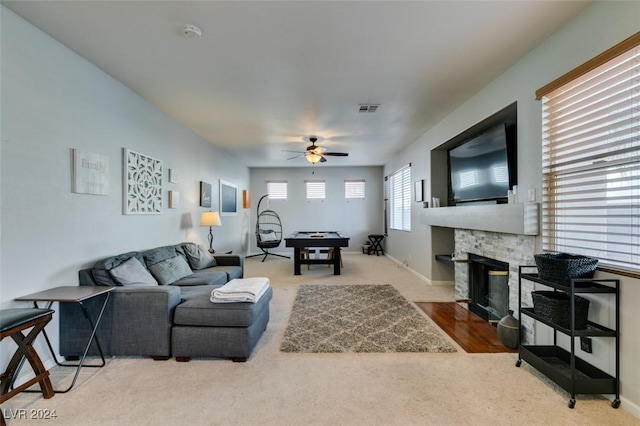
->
[516,267,620,409]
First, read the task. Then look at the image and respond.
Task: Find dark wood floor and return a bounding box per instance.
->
[415,302,517,353]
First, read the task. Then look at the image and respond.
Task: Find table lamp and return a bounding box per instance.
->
[200,211,221,253]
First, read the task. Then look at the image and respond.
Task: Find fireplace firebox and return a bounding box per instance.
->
[468,254,510,323]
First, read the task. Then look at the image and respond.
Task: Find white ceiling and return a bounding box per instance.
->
[3,1,592,168]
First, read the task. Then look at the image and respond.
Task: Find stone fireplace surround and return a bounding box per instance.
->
[422,202,541,343]
[454,229,536,343]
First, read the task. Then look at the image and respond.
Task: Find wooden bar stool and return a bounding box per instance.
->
[367,234,385,256]
[1,308,55,424]
[300,248,311,270]
[327,248,344,268]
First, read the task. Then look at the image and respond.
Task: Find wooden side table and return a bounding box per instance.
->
[15,286,113,393]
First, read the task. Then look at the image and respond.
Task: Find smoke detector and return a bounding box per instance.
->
[183,24,202,39]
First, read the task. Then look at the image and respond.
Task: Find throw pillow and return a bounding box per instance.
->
[92,251,143,286]
[109,257,158,287]
[259,232,278,242]
[148,255,193,285]
[183,244,217,270]
[142,245,178,267]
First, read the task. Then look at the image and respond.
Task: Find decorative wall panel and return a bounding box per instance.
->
[123,149,163,214]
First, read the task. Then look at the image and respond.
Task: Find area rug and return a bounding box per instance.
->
[280,284,457,353]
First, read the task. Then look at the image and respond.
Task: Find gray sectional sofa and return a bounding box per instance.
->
[59,242,271,362]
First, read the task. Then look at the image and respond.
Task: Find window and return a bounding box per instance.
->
[306,180,325,199]
[389,164,411,231]
[266,181,287,199]
[345,179,365,199]
[538,33,639,272]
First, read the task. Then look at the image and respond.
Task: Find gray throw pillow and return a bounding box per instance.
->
[109,257,158,287]
[259,232,278,242]
[184,244,217,270]
[148,255,193,285]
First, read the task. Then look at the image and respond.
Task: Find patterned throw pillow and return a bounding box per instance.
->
[109,257,158,287]
[148,255,194,285]
[183,244,217,270]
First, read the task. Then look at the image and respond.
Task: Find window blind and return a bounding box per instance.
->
[267,181,287,199]
[541,42,639,271]
[389,164,411,231]
[345,179,365,199]
[306,180,326,199]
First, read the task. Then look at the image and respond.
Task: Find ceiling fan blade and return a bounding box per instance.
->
[319,156,327,163]
[286,154,304,160]
[323,152,349,156]
[282,149,305,153]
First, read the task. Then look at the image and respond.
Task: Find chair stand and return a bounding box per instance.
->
[246,247,290,262]
[1,309,55,425]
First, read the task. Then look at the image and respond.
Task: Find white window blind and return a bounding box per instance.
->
[345,179,365,199]
[389,164,411,231]
[267,181,287,199]
[306,180,325,199]
[540,41,639,272]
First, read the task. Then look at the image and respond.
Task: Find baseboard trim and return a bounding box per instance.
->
[618,396,640,420]
[384,254,453,286]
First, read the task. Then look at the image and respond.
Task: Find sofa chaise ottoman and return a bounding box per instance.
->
[59,242,246,359]
[172,280,272,362]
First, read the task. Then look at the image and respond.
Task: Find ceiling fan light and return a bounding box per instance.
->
[305,152,322,164]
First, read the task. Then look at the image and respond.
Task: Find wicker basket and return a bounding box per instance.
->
[534,253,598,286]
[531,291,590,329]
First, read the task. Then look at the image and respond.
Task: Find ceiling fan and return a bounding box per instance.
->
[284,137,349,164]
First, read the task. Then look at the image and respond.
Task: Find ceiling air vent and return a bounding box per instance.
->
[358,104,380,113]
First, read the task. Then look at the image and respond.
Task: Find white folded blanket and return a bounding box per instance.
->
[211,277,270,303]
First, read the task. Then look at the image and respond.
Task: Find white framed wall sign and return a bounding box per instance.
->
[123,148,163,214]
[168,168,178,183]
[168,190,179,208]
[72,149,109,195]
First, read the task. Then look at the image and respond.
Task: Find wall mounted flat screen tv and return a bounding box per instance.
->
[448,123,517,204]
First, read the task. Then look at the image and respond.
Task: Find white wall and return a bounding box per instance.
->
[383,1,640,417]
[0,7,249,365]
[248,166,383,255]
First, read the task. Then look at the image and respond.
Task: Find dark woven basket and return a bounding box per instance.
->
[531,291,590,329]
[534,253,598,286]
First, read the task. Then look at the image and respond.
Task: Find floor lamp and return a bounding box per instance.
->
[200,211,221,253]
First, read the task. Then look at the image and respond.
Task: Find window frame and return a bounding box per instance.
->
[266,181,287,200]
[537,32,640,275]
[305,180,326,200]
[344,179,365,199]
[389,164,411,232]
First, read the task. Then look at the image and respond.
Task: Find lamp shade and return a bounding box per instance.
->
[305,152,322,164]
[200,211,221,227]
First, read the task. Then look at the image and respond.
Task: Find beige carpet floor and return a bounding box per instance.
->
[4,253,638,425]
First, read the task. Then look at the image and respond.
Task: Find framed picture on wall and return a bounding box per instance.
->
[168,190,179,208]
[219,180,238,216]
[200,181,212,208]
[415,180,424,202]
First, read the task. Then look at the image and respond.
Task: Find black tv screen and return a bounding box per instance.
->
[448,123,516,204]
